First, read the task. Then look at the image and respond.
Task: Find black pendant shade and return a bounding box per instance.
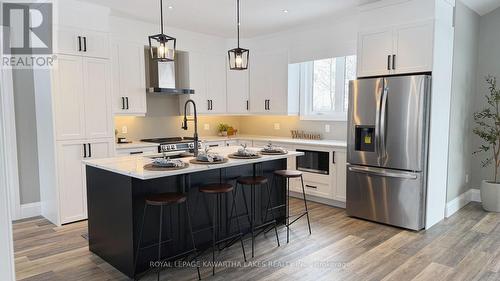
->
[228,0,249,70]
[149,0,176,62]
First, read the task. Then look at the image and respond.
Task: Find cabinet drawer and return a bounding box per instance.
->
[115,147,158,156]
[289,172,333,199]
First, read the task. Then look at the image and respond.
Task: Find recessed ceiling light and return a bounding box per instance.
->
[282,9,289,13]
[168,5,173,9]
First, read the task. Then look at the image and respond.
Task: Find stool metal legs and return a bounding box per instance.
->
[300,176,312,235]
[265,174,312,244]
[133,202,201,281]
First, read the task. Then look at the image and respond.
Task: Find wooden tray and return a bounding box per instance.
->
[227,153,262,159]
[189,158,229,165]
[144,163,189,171]
[260,150,288,155]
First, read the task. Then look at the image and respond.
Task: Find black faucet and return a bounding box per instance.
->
[182,99,199,157]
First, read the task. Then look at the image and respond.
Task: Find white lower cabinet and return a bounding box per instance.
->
[286,146,346,204]
[57,139,114,224]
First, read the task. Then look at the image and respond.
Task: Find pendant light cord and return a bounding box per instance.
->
[237,0,240,48]
[160,0,164,34]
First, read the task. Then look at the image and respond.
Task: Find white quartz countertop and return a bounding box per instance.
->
[201,135,347,149]
[84,146,303,180]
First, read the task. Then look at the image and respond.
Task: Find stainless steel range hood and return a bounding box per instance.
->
[145,48,195,94]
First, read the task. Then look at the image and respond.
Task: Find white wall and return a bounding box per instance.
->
[12,69,41,204]
[472,6,500,188]
[446,1,479,202]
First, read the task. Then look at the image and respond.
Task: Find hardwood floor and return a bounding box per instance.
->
[13,199,500,281]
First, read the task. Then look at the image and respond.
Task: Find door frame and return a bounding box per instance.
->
[0,26,21,221]
[0,25,17,281]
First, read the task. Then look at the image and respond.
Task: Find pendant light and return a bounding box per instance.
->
[228,0,249,70]
[148,0,176,62]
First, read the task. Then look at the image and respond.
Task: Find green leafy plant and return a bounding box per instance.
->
[217,123,229,133]
[473,75,500,183]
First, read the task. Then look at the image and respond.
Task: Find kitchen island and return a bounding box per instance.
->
[83,146,302,278]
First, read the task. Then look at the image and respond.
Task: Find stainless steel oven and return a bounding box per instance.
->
[296,149,330,175]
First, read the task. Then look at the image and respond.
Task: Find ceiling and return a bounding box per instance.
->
[80,0,380,38]
[462,0,500,16]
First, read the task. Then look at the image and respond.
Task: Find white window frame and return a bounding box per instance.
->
[299,56,353,121]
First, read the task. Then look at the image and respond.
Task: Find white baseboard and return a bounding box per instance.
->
[445,189,481,218]
[289,191,346,209]
[18,202,41,220]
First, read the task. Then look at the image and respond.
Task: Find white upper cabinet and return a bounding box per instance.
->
[83,58,112,139]
[53,55,112,141]
[249,50,297,115]
[111,41,147,115]
[55,26,109,59]
[53,55,86,140]
[226,66,249,114]
[357,21,434,78]
[357,29,394,77]
[205,54,227,114]
[393,22,434,74]
[182,52,227,114]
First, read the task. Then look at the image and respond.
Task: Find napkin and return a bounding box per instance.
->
[153,158,184,167]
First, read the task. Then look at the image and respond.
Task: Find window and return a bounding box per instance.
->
[297,55,356,121]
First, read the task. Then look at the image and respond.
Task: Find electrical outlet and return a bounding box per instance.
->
[204,124,210,131]
[465,174,469,183]
[121,126,128,134]
[325,124,331,133]
[274,123,280,130]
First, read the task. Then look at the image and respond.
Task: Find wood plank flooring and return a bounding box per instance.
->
[13,199,500,281]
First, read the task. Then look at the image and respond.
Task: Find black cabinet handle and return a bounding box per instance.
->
[121,97,125,110]
[210,100,213,110]
[387,55,391,71]
[392,54,396,70]
[83,37,87,52]
[332,151,335,164]
[130,151,144,155]
[83,144,87,158]
[207,100,211,110]
[267,99,270,110]
[78,36,82,52]
[264,100,268,110]
[306,185,318,189]
[246,100,249,110]
[126,97,129,109]
[88,143,92,158]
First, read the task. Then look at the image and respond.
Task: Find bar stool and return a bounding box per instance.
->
[235,176,280,258]
[133,193,200,281]
[198,183,247,275]
[265,170,311,243]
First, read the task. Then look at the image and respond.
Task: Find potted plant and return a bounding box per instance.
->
[473,75,500,212]
[217,123,229,136]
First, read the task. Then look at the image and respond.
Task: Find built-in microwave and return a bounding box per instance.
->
[296,149,330,175]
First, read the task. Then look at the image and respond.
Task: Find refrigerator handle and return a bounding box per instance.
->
[380,82,389,160]
[348,165,418,180]
[375,79,383,161]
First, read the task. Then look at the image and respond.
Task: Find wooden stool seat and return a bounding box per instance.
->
[199,183,234,194]
[274,170,303,178]
[145,193,187,206]
[237,176,268,185]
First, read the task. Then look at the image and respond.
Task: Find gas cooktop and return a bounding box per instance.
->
[140,137,200,152]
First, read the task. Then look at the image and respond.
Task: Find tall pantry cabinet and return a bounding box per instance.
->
[36,3,114,225]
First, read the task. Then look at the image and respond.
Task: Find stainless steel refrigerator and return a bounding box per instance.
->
[346,75,431,231]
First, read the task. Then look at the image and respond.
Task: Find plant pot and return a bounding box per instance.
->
[480,180,500,212]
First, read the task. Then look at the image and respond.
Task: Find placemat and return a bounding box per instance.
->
[227,153,262,159]
[189,158,229,165]
[143,163,189,171]
[260,150,288,155]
